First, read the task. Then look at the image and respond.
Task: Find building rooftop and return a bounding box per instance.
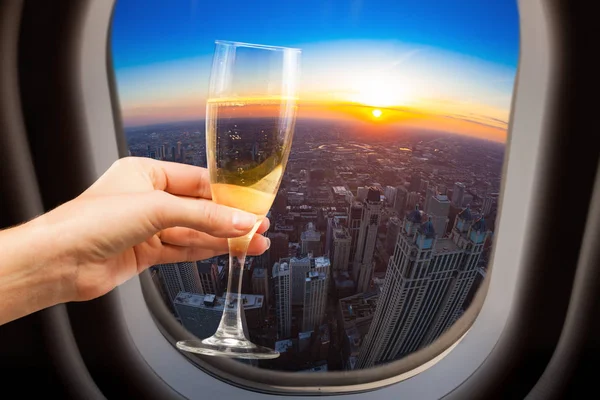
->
[173,292,264,311]
[434,238,461,253]
[340,292,379,323]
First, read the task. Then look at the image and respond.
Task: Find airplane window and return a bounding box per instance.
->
[111,0,518,374]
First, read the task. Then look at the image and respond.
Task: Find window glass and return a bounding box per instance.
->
[112,0,518,372]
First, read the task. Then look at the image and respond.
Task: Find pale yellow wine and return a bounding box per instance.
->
[206,98,295,247]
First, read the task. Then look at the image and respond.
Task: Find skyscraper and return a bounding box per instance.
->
[301,257,330,332]
[196,261,222,296]
[426,193,451,238]
[331,223,352,273]
[482,194,495,216]
[157,262,203,302]
[290,256,312,305]
[272,260,292,339]
[452,182,465,208]
[301,222,322,256]
[356,205,489,369]
[394,186,408,214]
[352,187,382,294]
[347,201,363,263]
[251,267,269,306]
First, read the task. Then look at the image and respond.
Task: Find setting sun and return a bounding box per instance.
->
[372,109,382,118]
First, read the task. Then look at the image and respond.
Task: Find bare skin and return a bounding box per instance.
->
[0,157,270,325]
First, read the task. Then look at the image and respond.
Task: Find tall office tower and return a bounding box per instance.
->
[426,193,451,238]
[338,291,379,370]
[290,256,312,305]
[356,187,369,202]
[385,216,402,254]
[406,191,419,211]
[252,267,269,306]
[352,187,383,294]
[424,185,437,213]
[196,261,222,296]
[301,257,330,332]
[356,206,489,369]
[150,268,174,313]
[331,222,352,273]
[266,232,289,268]
[384,186,397,206]
[422,207,489,345]
[482,194,495,216]
[272,260,292,339]
[157,262,203,302]
[452,182,465,207]
[301,222,322,256]
[394,186,408,214]
[324,213,337,256]
[347,201,363,263]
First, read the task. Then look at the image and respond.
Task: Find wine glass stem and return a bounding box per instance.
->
[214,238,250,341]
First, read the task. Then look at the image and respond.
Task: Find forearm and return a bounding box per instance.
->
[0,220,71,326]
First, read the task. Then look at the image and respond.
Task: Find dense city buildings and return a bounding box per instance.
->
[131,118,504,372]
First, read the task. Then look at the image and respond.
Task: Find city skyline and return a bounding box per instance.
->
[112,0,518,142]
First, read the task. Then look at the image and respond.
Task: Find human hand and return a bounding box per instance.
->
[30,157,271,303]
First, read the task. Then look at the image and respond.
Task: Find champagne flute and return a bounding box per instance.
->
[176,40,301,359]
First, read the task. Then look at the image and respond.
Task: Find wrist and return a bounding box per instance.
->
[0,218,74,325]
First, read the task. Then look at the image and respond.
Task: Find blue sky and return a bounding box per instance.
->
[112,0,519,70]
[111,0,519,141]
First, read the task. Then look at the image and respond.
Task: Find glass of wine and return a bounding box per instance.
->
[176,40,301,359]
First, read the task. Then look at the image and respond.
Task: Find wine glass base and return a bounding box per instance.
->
[176,336,280,359]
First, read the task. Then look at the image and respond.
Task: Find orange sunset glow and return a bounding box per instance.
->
[116,41,515,143]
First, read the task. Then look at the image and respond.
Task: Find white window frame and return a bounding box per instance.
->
[82,0,552,398]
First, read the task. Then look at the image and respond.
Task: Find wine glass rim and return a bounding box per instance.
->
[215,40,301,53]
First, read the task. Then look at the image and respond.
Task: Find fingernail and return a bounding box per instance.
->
[265,237,271,249]
[232,212,256,229]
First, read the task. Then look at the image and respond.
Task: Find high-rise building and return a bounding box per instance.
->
[406,191,419,211]
[331,223,352,273]
[356,206,489,369]
[266,232,289,268]
[394,186,408,214]
[424,185,436,213]
[290,256,312,305]
[196,261,222,296]
[272,260,292,339]
[385,216,402,255]
[352,187,383,294]
[338,291,379,370]
[301,222,322,256]
[482,194,495,216]
[251,267,269,306]
[150,267,174,313]
[452,182,465,208]
[384,186,397,206]
[356,187,369,202]
[426,193,451,238]
[347,201,363,263]
[301,257,330,331]
[157,262,203,302]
